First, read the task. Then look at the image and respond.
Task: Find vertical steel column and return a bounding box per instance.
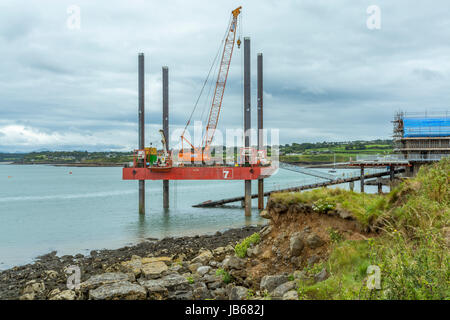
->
[349,181,354,191]
[390,165,395,181]
[138,53,145,214]
[162,66,169,209]
[244,37,251,216]
[257,53,264,210]
[377,177,383,194]
[360,166,365,193]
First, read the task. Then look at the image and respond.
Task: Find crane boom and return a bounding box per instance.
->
[179,7,241,163]
[202,6,242,150]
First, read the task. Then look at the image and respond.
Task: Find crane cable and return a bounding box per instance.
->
[181,15,232,139]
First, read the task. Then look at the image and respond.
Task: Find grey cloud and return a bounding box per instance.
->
[0,0,449,151]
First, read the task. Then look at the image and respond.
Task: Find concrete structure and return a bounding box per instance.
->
[138,53,145,214]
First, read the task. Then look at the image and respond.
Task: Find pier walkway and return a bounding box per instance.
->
[193,167,405,207]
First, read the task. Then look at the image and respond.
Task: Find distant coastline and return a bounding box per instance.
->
[10,162,125,167]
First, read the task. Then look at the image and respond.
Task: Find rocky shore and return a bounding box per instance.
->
[0,196,371,300]
[0,226,262,300]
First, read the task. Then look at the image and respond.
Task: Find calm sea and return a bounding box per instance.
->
[0,164,386,270]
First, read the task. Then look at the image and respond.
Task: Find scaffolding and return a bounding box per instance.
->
[393,111,450,161]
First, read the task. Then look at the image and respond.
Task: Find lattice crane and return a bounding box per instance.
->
[180,6,242,163]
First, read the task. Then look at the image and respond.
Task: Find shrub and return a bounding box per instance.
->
[216,268,232,284]
[235,232,261,258]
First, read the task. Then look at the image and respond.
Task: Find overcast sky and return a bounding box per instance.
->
[1,0,449,152]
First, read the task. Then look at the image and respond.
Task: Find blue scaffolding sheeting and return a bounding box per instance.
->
[403,117,450,137]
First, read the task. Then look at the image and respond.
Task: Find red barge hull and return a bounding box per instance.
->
[122,166,277,180]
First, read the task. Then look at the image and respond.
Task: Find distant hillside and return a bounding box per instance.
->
[280,139,393,163]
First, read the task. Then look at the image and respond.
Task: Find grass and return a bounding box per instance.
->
[276,158,449,300]
[234,232,261,258]
[271,188,388,228]
[296,241,371,300]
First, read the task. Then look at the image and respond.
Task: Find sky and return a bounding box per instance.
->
[0,0,450,152]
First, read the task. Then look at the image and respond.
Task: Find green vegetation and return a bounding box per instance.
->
[279,139,393,163]
[283,158,449,300]
[216,268,232,284]
[11,151,133,164]
[0,153,25,162]
[327,227,344,244]
[186,276,195,284]
[271,188,388,228]
[234,232,261,258]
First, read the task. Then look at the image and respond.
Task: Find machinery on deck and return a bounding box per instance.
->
[123,6,275,181]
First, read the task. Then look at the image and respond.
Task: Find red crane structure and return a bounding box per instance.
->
[179,6,242,163]
[123,6,275,181]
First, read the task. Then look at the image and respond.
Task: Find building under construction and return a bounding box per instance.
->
[393,111,450,175]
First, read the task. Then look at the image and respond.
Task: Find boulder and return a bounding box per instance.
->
[222,256,246,270]
[141,261,169,279]
[44,270,59,280]
[225,245,235,253]
[169,290,194,300]
[271,281,296,299]
[260,225,272,239]
[139,274,190,292]
[19,293,35,300]
[307,255,320,266]
[196,266,211,276]
[80,272,132,291]
[306,234,324,249]
[213,246,226,256]
[212,287,227,300]
[229,286,248,300]
[193,282,212,300]
[188,262,203,273]
[289,233,304,257]
[191,250,213,265]
[314,268,328,283]
[260,275,289,292]
[247,244,261,258]
[120,259,143,277]
[89,281,146,300]
[282,290,299,300]
[208,281,224,290]
[140,282,168,300]
[293,270,308,281]
[49,290,76,300]
[260,210,271,219]
[141,256,172,265]
[22,280,45,296]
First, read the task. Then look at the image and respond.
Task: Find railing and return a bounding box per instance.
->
[356,154,448,162]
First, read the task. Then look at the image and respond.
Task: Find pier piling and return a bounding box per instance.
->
[162,66,169,209]
[244,37,251,216]
[360,166,365,193]
[138,53,145,214]
[257,53,264,210]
